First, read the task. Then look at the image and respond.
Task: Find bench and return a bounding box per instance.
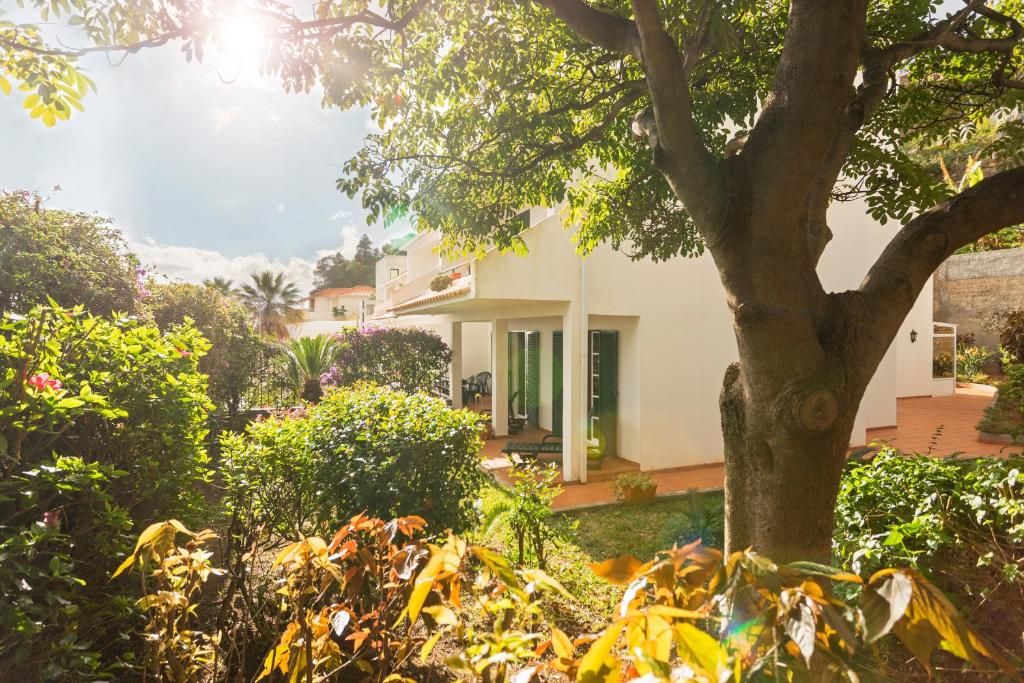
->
[501,434,562,465]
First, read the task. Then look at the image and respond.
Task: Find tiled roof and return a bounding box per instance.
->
[310,285,375,298]
[389,281,471,312]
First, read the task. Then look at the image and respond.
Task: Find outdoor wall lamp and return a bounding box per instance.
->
[910,329,918,343]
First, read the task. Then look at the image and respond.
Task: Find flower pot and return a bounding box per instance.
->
[619,485,657,503]
[587,446,605,470]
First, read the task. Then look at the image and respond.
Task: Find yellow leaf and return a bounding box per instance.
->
[419,630,443,661]
[0,75,10,96]
[551,627,574,660]
[673,622,725,678]
[422,604,458,626]
[134,521,171,552]
[110,552,137,579]
[590,554,644,585]
[577,621,623,682]
[23,93,40,109]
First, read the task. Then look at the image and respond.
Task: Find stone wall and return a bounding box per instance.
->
[933,247,1024,349]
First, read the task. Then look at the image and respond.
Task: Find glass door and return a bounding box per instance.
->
[588,330,600,443]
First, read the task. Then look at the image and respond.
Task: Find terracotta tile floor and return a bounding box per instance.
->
[866,384,1023,458]
[480,425,724,511]
[480,385,1016,511]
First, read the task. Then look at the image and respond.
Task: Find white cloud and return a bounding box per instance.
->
[275,200,286,213]
[131,238,317,294]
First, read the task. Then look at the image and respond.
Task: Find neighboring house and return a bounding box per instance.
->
[367,201,946,482]
[289,285,375,338]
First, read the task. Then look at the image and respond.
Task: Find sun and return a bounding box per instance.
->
[217,15,269,66]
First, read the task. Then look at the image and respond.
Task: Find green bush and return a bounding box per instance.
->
[0,304,213,678]
[835,451,1024,654]
[222,383,485,538]
[142,281,266,422]
[0,456,134,679]
[978,363,1024,437]
[0,190,140,316]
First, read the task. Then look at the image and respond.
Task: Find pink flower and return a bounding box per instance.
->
[27,373,62,392]
[42,510,61,530]
[176,347,193,358]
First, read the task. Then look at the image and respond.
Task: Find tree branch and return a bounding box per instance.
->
[533,0,642,58]
[629,0,721,231]
[860,165,1024,329]
[742,0,867,225]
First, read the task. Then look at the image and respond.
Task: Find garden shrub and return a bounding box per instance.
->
[123,516,1010,682]
[222,383,485,537]
[835,451,1024,656]
[997,308,1024,364]
[321,326,451,395]
[142,282,266,424]
[0,304,213,678]
[0,190,140,316]
[978,363,1024,437]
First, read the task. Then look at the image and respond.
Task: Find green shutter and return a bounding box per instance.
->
[551,331,563,436]
[597,330,618,456]
[526,331,540,427]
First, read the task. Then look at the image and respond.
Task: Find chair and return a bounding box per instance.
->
[474,371,492,397]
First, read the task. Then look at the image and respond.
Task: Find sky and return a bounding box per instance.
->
[0,10,412,294]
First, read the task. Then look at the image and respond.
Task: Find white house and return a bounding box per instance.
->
[367,200,946,483]
[290,285,375,337]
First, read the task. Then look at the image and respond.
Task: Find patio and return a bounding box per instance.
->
[479,424,726,511]
[866,384,1023,458]
[478,385,1018,511]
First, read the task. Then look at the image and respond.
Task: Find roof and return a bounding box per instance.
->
[310,285,375,298]
[389,280,471,313]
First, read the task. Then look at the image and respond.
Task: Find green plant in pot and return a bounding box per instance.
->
[611,471,657,503]
[587,426,606,469]
[429,274,453,292]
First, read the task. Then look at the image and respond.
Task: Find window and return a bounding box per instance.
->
[390,267,401,279]
[309,297,315,312]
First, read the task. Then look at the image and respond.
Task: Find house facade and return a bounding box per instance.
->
[367,200,944,483]
[290,285,375,338]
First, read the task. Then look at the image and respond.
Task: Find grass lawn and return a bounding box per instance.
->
[476,483,724,632]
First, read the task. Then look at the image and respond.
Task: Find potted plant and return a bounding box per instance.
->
[587,445,605,469]
[430,274,453,291]
[611,472,657,503]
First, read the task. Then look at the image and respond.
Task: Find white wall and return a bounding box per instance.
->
[461,322,491,378]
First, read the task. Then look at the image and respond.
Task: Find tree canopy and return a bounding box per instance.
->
[0,190,140,316]
[3,1,1022,258]
[314,234,385,290]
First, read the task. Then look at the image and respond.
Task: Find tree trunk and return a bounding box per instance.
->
[720,361,859,564]
[302,378,323,403]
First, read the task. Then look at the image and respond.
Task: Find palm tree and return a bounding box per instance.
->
[203,276,235,297]
[279,334,337,403]
[238,271,305,338]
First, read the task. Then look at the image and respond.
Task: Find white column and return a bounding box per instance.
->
[562,302,585,482]
[449,321,463,409]
[492,319,509,436]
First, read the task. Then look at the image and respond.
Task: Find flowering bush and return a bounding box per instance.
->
[0,304,213,678]
[321,326,451,395]
[222,383,485,537]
